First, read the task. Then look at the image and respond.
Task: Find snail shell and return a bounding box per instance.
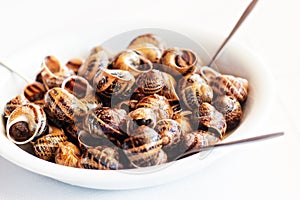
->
[161,48,200,76]
[40,56,74,90]
[173,111,193,137]
[3,95,28,118]
[66,58,83,74]
[155,119,182,147]
[6,103,47,145]
[55,141,81,168]
[192,102,227,139]
[182,130,220,153]
[200,66,248,103]
[122,126,163,168]
[61,75,94,99]
[23,82,46,105]
[135,69,165,95]
[78,130,114,153]
[78,49,109,83]
[111,50,153,76]
[128,43,162,63]
[44,87,88,125]
[32,126,67,161]
[180,84,213,110]
[79,146,123,170]
[213,95,243,131]
[84,106,128,147]
[93,68,135,100]
[128,33,166,52]
[177,73,207,92]
[136,94,173,121]
[126,107,157,134]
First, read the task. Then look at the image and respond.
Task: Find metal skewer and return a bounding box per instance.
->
[207,0,259,67]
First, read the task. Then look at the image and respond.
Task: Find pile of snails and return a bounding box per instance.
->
[2,33,248,169]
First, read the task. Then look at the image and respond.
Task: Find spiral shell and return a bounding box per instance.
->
[93,68,135,100]
[78,130,114,152]
[122,126,163,168]
[84,106,127,147]
[183,130,220,153]
[136,94,173,120]
[128,33,166,52]
[192,102,227,139]
[23,82,46,105]
[78,49,109,83]
[61,75,94,99]
[126,107,157,134]
[135,69,165,95]
[32,126,67,161]
[213,95,243,131]
[55,141,81,167]
[161,48,199,76]
[79,146,123,170]
[44,87,88,125]
[66,58,82,74]
[6,103,47,144]
[155,119,182,147]
[112,50,153,76]
[40,56,74,90]
[3,95,28,118]
[200,66,248,103]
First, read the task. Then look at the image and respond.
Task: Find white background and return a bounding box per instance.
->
[0,0,300,199]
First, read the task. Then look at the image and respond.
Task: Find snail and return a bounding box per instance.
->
[78,130,114,153]
[40,56,74,90]
[61,75,94,100]
[192,102,227,139]
[79,146,123,170]
[55,141,81,168]
[6,103,48,144]
[135,69,165,95]
[32,126,67,161]
[93,68,135,102]
[128,33,166,53]
[200,66,248,103]
[84,106,128,147]
[3,95,28,118]
[126,107,157,134]
[44,87,88,126]
[161,48,201,76]
[23,81,46,105]
[111,50,153,76]
[65,58,83,74]
[155,119,182,148]
[213,95,243,131]
[122,125,164,168]
[136,94,173,121]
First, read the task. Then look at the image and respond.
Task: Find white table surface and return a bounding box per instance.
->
[0,0,300,199]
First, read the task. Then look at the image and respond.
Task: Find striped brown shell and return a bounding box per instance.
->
[79,146,123,170]
[136,94,173,120]
[66,58,82,74]
[135,69,165,95]
[213,95,243,131]
[161,48,200,76]
[122,126,163,168]
[155,119,182,147]
[44,87,88,124]
[3,95,27,118]
[78,49,109,83]
[32,126,67,161]
[23,82,46,105]
[111,50,153,76]
[55,141,81,168]
[192,102,227,139]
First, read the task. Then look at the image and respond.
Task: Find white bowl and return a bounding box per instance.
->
[0,26,274,190]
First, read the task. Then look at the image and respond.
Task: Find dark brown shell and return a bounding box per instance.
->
[136,94,173,120]
[213,95,243,131]
[79,146,123,170]
[122,126,163,168]
[84,106,128,147]
[32,126,67,161]
[44,87,88,124]
[23,82,46,105]
[62,75,93,99]
[192,102,227,139]
[209,75,248,103]
[55,141,81,168]
[161,48,200,76]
